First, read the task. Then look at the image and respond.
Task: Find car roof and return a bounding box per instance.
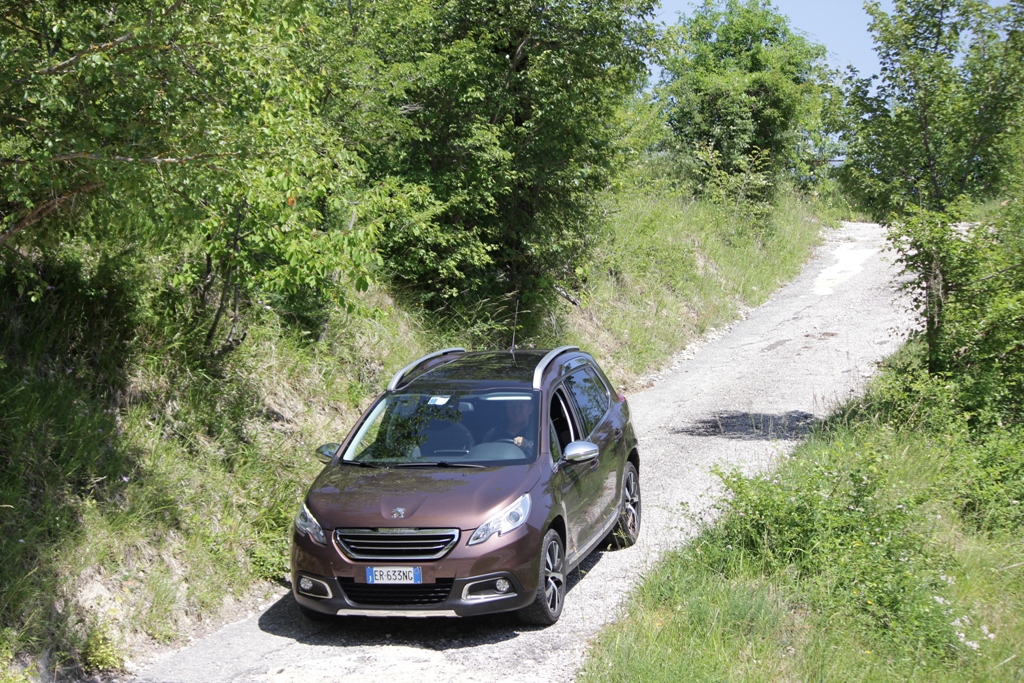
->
[398,349,582,392]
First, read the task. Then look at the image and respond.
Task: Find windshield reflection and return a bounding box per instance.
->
[342,391,540,466]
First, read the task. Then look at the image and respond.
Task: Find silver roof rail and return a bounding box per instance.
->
[532,346,579,389]
[387,348,466,391]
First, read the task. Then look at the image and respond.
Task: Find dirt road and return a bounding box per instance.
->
[131,221,913,683]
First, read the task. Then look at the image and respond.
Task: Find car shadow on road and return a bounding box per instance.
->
[674,410,818,441]
[256,547,607,649]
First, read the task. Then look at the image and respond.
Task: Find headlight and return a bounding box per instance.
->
[468,493,531,546]
[295,502,326,545]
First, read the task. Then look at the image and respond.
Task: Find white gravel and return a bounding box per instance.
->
[130,221,914,683]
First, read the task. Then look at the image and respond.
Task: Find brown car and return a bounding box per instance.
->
[291,346,641,625]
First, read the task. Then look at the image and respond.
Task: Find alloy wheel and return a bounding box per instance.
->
[622,468,640,536]
[543,537,565,615]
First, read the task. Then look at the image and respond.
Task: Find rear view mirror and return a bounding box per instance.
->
[315,443,341,464]
[563,440,599,463]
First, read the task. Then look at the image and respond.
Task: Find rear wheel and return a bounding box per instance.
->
[517,529,566,626]
[606,461,641,549]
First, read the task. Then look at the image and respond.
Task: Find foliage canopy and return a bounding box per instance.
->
[836,0,1024,219]
[369,0,656,308]
[657,0,832,187]
[1,0,656,336]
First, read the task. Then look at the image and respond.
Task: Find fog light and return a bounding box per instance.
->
[495,578,511,593]
[299,577,313,592]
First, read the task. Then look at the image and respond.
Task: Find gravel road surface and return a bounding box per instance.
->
[131,221,913,683]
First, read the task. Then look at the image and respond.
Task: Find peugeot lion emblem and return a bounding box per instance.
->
[391,507,406,519]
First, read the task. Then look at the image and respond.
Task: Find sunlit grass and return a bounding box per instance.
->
[545,188,827,385]
[581,354,1024,683]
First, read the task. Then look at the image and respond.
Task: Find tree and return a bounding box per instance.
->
[0,1,379,348]
[366,0,656,309]
[837,0,1024,219]
[836,0,1024,376]
[657,0,831,185]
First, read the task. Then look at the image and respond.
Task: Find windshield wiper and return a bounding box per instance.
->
[338,459,380,468]
[394,461,486,469]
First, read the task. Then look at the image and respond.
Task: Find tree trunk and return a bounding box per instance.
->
[206,264,233,348]
[925,252,945,374]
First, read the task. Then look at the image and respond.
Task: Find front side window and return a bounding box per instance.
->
[548,421,563,463]
[342,390,540,466]
[548,388,579,454]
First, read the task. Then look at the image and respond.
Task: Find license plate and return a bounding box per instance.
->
[366,566,422,584]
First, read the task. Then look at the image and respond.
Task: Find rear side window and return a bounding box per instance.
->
[563,367,610,437]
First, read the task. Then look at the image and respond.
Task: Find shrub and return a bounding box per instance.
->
[83,624,124,674]
[700,440,962,658]
[953,428,1024,534]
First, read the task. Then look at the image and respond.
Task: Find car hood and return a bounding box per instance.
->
[306,464,541,530]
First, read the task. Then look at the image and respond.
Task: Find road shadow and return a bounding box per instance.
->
[256,547,607,648]
[674,411,818,441]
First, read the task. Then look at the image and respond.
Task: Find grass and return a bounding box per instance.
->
[0,183,839,678]
[580,344,1024,682]
[535,185,828,387]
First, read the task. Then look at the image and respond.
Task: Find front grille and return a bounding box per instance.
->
[340,578,454,606]
[334,528,460,560]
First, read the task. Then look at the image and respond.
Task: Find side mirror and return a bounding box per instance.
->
[563,440,599,463]
[315,443,341,464]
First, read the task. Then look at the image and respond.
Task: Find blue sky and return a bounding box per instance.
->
[653,0,896,78]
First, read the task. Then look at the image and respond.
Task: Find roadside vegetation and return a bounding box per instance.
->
[10,0,1016,680]
[584,1,1024,681]
[582,342,1024,682]
[0,0,844,678]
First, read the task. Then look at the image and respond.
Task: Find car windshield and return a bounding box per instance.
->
[341,390,541,466]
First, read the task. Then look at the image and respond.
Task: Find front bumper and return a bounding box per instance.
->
[292,569,535,617]
[290,520,544,618]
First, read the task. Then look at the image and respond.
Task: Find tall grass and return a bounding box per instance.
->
[538,186,827,386]
[581,343,1024,682]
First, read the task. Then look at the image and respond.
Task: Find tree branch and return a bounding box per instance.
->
[908,74,944,203]
[32,0,185,75]
[1,12,43,38]
[0,182,103,245]
[1,4,33,21]
[206,263,233,347]
[554,284,581,307]
[0,151,237,166]
[34,32,135,75]
[947,261,1024,291]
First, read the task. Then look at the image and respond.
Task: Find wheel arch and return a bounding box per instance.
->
[547,514,567,548]
[628,447,640,473]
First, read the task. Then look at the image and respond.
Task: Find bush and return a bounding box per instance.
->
[953,428,1024,534]
[701,438,962,659]
[83,624,124,673]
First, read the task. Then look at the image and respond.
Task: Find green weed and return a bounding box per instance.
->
[0,668,31,683]
[540,186,824,384]
[582,344,1024,682]
[83,623,123,673]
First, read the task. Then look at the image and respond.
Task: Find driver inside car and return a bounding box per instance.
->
[484,400,535,455]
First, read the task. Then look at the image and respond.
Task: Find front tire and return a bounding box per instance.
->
[606,461,641,549]
[517,529,566,626]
